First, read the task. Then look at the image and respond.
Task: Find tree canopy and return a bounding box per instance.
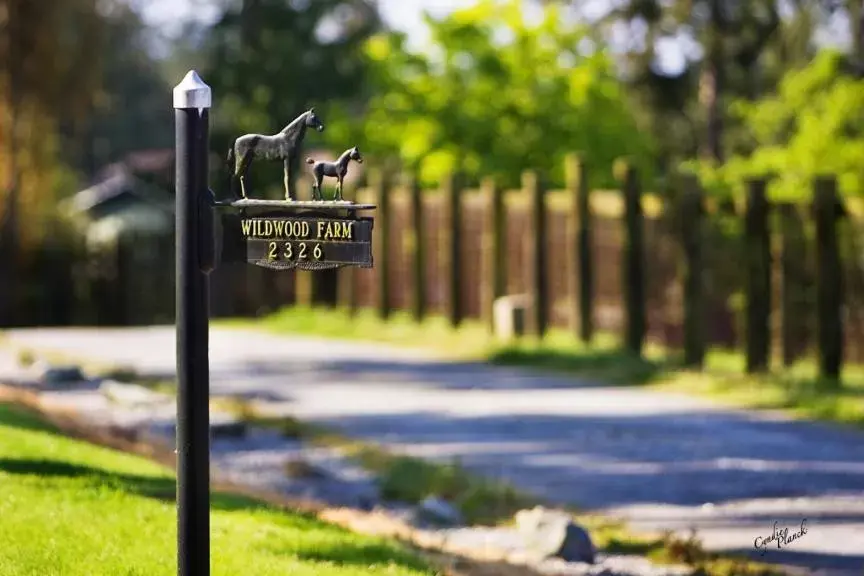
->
[334,0,654,189]
[561,0,861,170]
[1,0,107,240]
[688,49,864,200]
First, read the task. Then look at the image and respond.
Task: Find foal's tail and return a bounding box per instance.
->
[305,157,315,165]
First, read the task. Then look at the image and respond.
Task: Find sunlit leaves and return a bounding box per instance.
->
[350,0,653,188]
[364,34,391,62]
[692,50,864,200]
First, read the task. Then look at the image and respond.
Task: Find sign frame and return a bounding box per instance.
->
[215,200,377,271]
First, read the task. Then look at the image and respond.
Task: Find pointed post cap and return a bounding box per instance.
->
[173,70,212,109]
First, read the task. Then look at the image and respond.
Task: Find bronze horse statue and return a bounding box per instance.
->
[227,108,324,200]
[305,146,363,201]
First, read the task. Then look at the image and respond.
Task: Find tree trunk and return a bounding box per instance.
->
[852,0,864,67]
[1,0,20,327]
[700,0,726,163]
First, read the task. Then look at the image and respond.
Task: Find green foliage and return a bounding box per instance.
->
[685,50,864,199]
[1,0,108,232]
[344,0,653,188]
[205,0,379,133]
[590,0,851,170]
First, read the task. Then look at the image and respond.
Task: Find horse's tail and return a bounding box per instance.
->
[226,146,237,198]
[305,157,315,165]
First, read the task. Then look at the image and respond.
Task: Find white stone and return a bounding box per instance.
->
[37,364,88,386]
[417,495,463,526]
[493,295,530,340]
[515,506,595,564]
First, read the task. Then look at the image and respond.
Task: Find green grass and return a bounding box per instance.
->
[218,306,864,428]
[219,307,494,359]
[0,402,436,576]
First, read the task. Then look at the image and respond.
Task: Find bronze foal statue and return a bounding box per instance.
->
[305,146,363,201]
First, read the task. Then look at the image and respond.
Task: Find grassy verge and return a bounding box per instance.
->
[216,397,532,527]
[219,308,495,359]
[0,401,436,576]
[218,306,864,428]
[217,399,785,576]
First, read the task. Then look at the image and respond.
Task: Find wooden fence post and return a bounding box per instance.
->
[294,179,314,308]
[481,177,504,330]
[814,176,844,382]
[744,178,771,373]
[524,170,548,338]
[442,172,463,327]
[312,265,337,308]
[620,160,645,356]
[336,183,357,316]
[370,168,391,320]
[406,172,426,323]
[680,175,704,368]
[778,203,808,366]
[566,153,593,343]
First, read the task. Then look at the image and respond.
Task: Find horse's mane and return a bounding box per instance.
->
[279,111,310,140]
[335,147,354,163]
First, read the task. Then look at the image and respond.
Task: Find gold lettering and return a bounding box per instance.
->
[283,242,293,259]
[298,242,308,259]
[341,221,353,240]
[298,220,353,241]
[267,241,277,260]
[313,243,322,260]
[243,219,334,240]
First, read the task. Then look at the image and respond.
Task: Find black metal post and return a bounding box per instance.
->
[173,70,212,576]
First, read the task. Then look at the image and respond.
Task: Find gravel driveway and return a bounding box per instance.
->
[3,326,863,575]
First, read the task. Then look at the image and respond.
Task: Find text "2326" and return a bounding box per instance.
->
[267,241,322,261]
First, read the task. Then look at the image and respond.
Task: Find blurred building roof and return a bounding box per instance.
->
[66,169,172,218]
[85,204,173,247]
[63,150,175,244]
[93,148,174,185]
